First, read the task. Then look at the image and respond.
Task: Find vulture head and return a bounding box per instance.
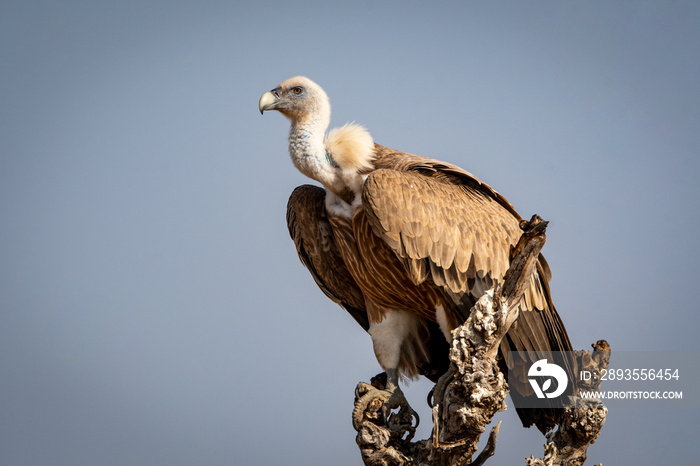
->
[259,76,374,197]
[258,76,331,126]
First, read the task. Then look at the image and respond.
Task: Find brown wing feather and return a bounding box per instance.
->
[363,167,517,296]
[365,144,575,431]
[371,144,521,219]
[287,184,450,382]
[351,209,445,322]
[287,185,368,330]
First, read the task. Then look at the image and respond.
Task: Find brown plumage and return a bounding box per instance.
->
[261,76,573,431]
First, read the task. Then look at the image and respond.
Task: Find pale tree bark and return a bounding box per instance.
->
[352,216,609,465]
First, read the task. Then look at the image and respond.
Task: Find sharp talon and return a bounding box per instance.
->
[411,408,420,429]
[431,368,455,408]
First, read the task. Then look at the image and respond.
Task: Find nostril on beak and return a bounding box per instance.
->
[271,87,282,98]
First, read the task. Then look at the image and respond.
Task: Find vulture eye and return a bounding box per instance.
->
[292,86,304,95]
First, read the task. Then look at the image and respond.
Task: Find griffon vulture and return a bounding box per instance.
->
[259,76,573,432]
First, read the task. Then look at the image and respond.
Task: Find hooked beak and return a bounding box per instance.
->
[258,87,282,114]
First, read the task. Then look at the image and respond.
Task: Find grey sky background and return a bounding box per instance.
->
[2,1,699,464]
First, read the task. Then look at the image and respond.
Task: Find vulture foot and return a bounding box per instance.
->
[352,372,419,442]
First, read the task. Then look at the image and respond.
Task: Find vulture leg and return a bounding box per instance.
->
[383,368,408,410]
[352,306,428,431]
